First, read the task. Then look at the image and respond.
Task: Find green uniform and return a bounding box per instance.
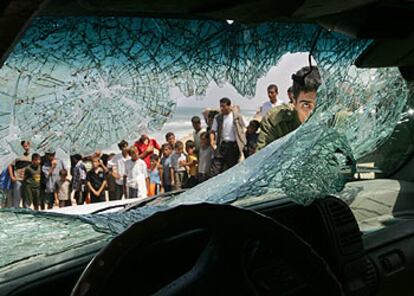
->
[23,165,41,208]
[257,104,301,150]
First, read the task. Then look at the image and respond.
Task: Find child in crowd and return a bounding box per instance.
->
[170,141,187,190]
[244,120,260,158]
[197,132,214,183]
[165,132,176,148]
[148,154,162,196]
[42,150,66,209]
[86,157,107,203]
[125,147,149,199]
[108,140,130,201]
[71,154,87,205]
[54,169,71,207]
[9,141,32,208]
[22,153,42,210]
[183,140,198,188]
[160,143,173,193]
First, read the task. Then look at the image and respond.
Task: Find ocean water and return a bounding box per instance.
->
[98,106,256,155]
[151,106,257,144]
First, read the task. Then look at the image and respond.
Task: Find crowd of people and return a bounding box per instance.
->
[0,65,321,210]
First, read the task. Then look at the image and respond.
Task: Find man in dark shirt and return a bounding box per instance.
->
[244,120,260,158]
[86,157,107,203]
[22,153,41,210]
[106,153,117,201]
[208,98,247,177]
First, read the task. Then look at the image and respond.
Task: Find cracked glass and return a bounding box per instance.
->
[0,209,110,271]
[0,16,412,268]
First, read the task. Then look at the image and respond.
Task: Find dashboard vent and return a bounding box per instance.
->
[328,199,362,255]
[365,259,378,287]
[329,201,355,226]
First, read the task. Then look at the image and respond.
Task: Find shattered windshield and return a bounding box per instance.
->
[0,17,410,193]
[0,16,413,267]
[0,209,111,269]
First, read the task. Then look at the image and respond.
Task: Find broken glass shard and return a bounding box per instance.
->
[0,16,411,240]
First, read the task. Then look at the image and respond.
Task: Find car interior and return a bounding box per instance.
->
[1,0,414,295]
[5,147,414,296]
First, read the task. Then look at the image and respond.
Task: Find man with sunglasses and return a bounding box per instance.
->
[257,66,322,150]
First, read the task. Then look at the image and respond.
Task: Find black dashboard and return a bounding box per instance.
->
[3,196,414,295]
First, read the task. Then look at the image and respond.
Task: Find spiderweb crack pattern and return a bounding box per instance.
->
[0,17,409,206]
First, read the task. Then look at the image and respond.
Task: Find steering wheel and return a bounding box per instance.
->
[72,203,344,296]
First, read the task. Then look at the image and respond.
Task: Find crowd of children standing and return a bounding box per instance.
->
[1,66,322,210]
[0,99,262,210]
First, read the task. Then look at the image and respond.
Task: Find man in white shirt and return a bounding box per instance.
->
[191,116,204,152]
[124,146,149,199]
[209,98,247,177]
[108,140,130,200]
[260,84,279,118]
